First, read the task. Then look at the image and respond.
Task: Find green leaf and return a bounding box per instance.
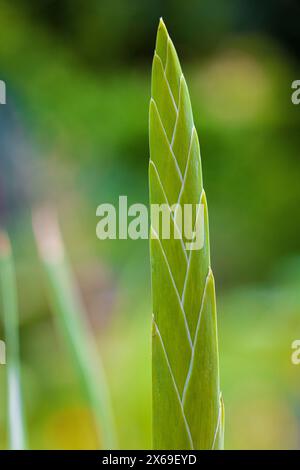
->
[149,19,224,450]
[0,232,27,450]
[33,210,117,449]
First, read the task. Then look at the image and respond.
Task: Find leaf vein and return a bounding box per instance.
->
[155,51,178,113]
[182,270,211,404]
[151,226,192,347]
[181,189,205,305]
[211,397,222,449]
[151,98,183,182]
[150,160,188,262]
[153,319,194,449]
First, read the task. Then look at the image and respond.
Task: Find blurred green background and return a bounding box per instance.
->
[0,0,300,449]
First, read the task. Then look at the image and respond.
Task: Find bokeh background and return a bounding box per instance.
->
[0,0,300,449]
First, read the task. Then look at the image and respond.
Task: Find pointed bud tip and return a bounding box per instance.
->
[155,19,169,67]
[159,17,166,28]
[200,189,208,207]
[0,231,11,257]
[32,206,64,264]
[157,17,168,38]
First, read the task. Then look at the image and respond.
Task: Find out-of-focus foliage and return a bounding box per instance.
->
[0,0,299,450]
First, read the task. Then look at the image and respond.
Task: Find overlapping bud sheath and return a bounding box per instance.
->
[149,19,224,450]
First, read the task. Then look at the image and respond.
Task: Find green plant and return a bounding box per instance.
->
[149,19,224,449]
[32,209,116,449]
[0,231,27,450]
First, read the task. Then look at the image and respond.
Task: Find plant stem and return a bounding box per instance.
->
[33,209,117,449]
[149,19,224,449]
[0,231,27,450]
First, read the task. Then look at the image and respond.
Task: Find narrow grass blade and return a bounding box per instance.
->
[149,19,224,449]
[33,209,116,449]
[0,231,27,450]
